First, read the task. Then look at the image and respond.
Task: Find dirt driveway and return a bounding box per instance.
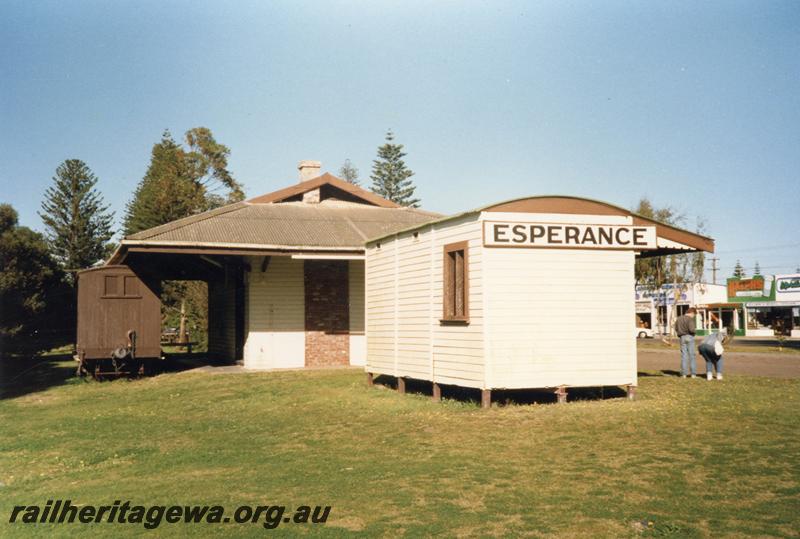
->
[637,349,800,379]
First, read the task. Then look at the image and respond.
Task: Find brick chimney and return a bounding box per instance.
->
[298,160,322,203]
[298,160,321,182]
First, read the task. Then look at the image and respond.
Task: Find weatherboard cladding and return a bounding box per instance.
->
[125,200,439,249]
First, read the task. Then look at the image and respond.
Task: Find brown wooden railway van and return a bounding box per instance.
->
[76,265,161,370]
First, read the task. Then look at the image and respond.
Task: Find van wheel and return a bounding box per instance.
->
[638,331,647,339]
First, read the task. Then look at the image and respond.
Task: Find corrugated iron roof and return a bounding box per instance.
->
[125,200,440,249]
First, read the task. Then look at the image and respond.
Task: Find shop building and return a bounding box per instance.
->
[364,196,714,406]
[724,274,800,337]
[693,302,746,337]
[633,275,800,338]
[634,283,727,335]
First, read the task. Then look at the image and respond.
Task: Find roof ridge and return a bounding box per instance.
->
[247,172,401,208]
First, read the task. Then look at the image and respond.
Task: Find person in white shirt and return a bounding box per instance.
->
[698,331,725,380]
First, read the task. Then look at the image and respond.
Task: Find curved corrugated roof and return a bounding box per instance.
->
[365,195,714,254]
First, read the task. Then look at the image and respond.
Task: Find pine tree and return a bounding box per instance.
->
[338,159,360,185]
[369,130,420,207]
[123,128,243,235]
[733,260,746,279]
[39,159,114,274]
[754,261,761,276]
[184,127,244,205]
[122,127,243,345]
[124,131,200,235]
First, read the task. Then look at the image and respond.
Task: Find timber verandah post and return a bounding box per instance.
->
[481,389,491,409]
[432,382,441,402]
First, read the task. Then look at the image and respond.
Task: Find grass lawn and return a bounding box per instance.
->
[1,362,799,537]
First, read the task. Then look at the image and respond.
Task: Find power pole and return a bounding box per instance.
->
[710,257,719,284]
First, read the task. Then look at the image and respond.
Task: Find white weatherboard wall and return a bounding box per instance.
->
[366,214,485,388]
[365,210,638,390]
[482,212,637,389]
[244,256,305,369]
[349,260,366,366]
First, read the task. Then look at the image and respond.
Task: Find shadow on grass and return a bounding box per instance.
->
[0,352,233,400]
[374,375,628,407]
[155,352,233,375]
[637,369,681,377]
[0,354,78,400]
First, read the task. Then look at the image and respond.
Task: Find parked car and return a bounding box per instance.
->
[636,327,654,339]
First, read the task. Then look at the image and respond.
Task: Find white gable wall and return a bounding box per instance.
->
[481,211,637,389]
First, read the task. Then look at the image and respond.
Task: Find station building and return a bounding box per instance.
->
[105,161,440,368]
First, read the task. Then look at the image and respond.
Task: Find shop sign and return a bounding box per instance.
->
[484,222,657,249]
[634,284,688,304]
[776,274,800,301]
[727,278,766,299]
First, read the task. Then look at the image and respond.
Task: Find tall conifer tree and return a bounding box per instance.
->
[124,131,198,235]
[338,159,360,185]
[122,127,243,345]
[369,130,420,207]
[732,260,746,279]
[124,128,244,235]
[39,159,114,274]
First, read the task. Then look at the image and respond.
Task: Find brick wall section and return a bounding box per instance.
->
[304,260,350,366]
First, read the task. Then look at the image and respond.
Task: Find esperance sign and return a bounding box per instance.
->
[483,221,657,250]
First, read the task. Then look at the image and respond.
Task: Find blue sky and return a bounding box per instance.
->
[1,0,798,278]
